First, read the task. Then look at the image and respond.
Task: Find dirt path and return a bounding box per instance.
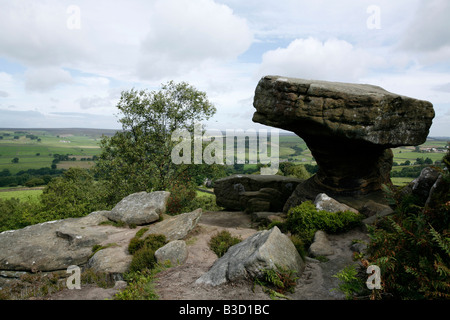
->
[42,211,369,300]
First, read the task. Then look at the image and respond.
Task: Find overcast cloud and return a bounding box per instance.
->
[0,0,449,136]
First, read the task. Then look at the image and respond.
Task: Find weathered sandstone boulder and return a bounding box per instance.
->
[155,240,188,266]
[141,208,202,242]
[214,174,302,212]
[314,193,359,214]
[308,231,334,257]
[196,226,304,286]
[403,167,441,204]
[253,76,434,201]
[0,211,126,273]
[106,191,170,226]
[0,192,201,287]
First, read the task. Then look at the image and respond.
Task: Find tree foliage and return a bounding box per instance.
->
[33,168,110,223]
[95,81,217,205]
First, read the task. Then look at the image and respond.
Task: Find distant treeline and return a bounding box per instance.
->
[0,167,65,188]
[390,164,436,178]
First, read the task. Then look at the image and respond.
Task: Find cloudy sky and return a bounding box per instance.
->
[0,0,449,136]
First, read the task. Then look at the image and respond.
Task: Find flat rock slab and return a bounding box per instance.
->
[253,75,434,146]
[0,212,132,273]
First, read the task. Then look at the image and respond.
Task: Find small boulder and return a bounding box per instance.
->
[314,193,358,213]
[155,240,188,266]
[141,209,202,242]
[360,200,393,218]
[410,167,441,203]
[87,246,132,279]
[308,231,334,257]
[106,191,170,226]
[196,226,304,286]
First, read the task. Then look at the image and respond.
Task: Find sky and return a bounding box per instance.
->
[0,0,449,137]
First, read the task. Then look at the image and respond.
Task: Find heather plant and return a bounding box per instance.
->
[209,230,242,258]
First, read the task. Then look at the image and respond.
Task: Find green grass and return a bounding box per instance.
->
[391,177,414,186]
[0,188,43,202]
[195,189,215,197]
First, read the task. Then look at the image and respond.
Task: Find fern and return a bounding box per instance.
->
[429,225,450,256]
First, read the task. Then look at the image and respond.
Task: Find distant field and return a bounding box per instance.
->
[391,177,414,186]
[0,128,116,174]
[0,187,43,202]
[0,129,447,187]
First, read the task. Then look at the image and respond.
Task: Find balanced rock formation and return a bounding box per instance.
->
[253,76,435,203]
[214,174,302,212]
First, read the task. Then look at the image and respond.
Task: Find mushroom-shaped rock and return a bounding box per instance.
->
[253,76,434,198]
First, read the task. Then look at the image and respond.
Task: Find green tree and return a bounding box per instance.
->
[32,168,110,222]
[11,157,19,163]
[95,81,216,205]
[279,162,310,180]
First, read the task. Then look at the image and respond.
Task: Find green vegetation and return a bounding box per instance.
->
[254,265,299,299]
[332,264,366,300]
[113,268,162,300]
[284,201,363,247]
[335,148,450,300]
[0,188,42,202]
[94,82,218,207]
[0,129,106,175]
[365,182,450,299]
[113,231,168,300]
[209,230,242,258]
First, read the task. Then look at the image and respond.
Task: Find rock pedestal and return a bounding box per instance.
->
[253,76,435,201]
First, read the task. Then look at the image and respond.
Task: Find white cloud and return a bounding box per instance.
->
[257,37,384,82]
[25,67,73,92]
[0,1,89,68]
[137,0,253,79]
[400,0,450,52]
[398,0,450,65]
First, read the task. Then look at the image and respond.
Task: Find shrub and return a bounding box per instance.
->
[286,201,363,246]
[114,269,161,300]
[209,230,242,258]
[366,189,450,299]
[128,233,167,273]
[128,232,165,255]
[0,198,37,232]
[183,194,223,212]
[166,179,197,215]
[34,168,111,223]
[128,246,159,273]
